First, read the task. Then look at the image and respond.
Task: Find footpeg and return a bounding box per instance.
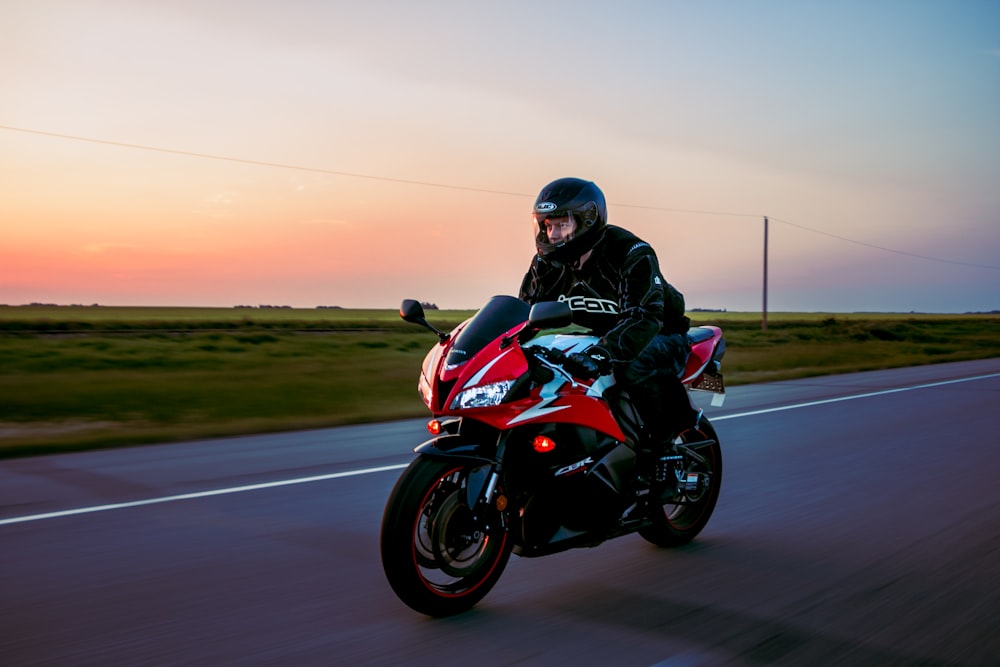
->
[619,500,645,525]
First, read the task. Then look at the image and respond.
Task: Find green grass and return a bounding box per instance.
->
[708,316,1000,383]
[1,306,997,458]
[0,305,473,331]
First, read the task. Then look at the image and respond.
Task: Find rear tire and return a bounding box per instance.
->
[639,417,722,547]
[380,456,512,616]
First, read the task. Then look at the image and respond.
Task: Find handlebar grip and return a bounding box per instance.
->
[546,347,566,363]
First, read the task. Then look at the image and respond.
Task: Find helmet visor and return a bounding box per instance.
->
[534,212,577,245]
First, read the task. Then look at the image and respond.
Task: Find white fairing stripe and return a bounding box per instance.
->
[463,348,512,389]
[507,398,571,425]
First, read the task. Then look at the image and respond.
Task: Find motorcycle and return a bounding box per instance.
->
[380,295,727,616]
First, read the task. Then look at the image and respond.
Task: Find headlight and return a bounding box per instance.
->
[449,380,515,410]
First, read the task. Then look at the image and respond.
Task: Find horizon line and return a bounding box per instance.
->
[2,303,998,316]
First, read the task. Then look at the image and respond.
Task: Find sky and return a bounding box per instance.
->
[2,0,998,312]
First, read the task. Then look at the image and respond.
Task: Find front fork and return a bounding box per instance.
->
[462,463,507,533]
[415,423,508,527]
[465,465,500,509]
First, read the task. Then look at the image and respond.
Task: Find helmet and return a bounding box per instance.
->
[532,177,607,264]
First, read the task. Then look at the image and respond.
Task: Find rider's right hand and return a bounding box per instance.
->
[564,347,613,380]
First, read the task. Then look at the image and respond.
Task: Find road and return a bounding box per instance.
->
[2,359,999,666]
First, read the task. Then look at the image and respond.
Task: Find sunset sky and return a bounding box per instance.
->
[2,1,998,312]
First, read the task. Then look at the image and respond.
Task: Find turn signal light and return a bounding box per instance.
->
[427,419,443,435]
[532,435,557,453]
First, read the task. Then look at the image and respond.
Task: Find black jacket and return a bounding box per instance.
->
[518,225,689,363]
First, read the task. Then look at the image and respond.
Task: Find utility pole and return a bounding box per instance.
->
[762,216,769,332]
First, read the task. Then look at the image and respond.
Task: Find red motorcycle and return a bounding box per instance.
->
[380,295,727,616]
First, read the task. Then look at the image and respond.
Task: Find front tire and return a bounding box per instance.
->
[380,456,512,616]
[639,417,723,547]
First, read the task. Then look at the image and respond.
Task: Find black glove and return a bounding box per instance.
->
[564,346,613,380]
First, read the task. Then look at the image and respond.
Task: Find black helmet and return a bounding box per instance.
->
[532,177,607,264]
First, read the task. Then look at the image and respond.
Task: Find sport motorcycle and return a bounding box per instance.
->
[380,295,727,616]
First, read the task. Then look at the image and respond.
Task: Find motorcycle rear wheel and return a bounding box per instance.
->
[639,417,722,547]
[380,455,512,617]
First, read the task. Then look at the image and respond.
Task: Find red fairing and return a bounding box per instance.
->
[421,323,525,413]
[429,326,626,442]
[682,326,723,384]
[457,377,626,441]
[504,381,626,441]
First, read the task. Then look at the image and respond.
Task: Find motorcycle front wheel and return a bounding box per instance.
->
[639,417,723,547]
[380,455,512,617]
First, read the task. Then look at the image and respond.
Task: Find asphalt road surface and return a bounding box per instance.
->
[2,358,999,666]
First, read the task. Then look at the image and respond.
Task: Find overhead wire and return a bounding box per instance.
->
[2,123,998,272]
[768,217,1000,271]
[0,125,527,198]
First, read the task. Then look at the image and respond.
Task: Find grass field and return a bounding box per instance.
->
[1,306,998,458]
[0,305,429,330]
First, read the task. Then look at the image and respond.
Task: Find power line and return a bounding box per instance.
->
[770,217,1000,271]
[614,202,760,218]
[0,124,528,198]
[0,124,760,217]
[3,123,997,271]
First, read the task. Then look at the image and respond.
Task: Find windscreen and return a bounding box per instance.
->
[444,295,529,369]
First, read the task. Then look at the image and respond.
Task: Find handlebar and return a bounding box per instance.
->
[528,345,566,365]
[526,342,610,384]
[527,344,596,383]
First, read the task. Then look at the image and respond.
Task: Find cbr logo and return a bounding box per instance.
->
[558,294,619,314]
[555,457,593,477]
[536,202,557,213]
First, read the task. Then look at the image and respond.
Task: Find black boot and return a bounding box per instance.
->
[637,410,708,503]
[630,378,701,501]
[658,375,701,437]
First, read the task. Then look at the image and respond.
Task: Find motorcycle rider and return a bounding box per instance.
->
[518,177,699,491]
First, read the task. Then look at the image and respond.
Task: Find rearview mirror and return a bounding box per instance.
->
[528,301,573,330]
[399,299,425,323]
[400,299,450,343]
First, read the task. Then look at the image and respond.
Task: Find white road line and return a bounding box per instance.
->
[711,372,1000,421]
[2,371,998,527]
[0,463,408,526]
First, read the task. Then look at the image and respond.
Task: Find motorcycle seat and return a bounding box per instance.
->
[687,327,717,345]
